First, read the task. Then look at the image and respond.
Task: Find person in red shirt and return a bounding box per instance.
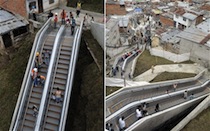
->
[60,9,66,25]
[54,13,58,29]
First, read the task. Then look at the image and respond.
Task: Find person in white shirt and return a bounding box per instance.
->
[136,108,143,120]
[119,116,126,131]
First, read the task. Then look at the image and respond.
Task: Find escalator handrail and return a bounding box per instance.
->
[10,18,52,131]
[59,20,84,131]
[106,80,210,122]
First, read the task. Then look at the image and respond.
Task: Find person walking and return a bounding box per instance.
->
[37,75,45,87]
[31,68,38,87]
[43,50,50,66]
[119,116,126,131]
[76,1,81,17]
[60,9,66,25]
[35,52,42,69]
[48,10,53,19]
[106,123,114,131]
[32,105,38,117]
[173,83,177,91]
[30,6,37,21]
[52,87,62,103]
[54,13,58,29]
[184,90,188,99]
[151,65,154,73]
[155,103,160,112]
[136,107,143,120]
[71,17,76,35]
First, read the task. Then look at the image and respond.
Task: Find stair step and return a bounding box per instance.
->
[57,64,69,70]
[22,125,34,131]
[46,117,59,126]
[59,55,71,60]
[56,68,68,74]
[54,78,66,85]
[58,59,69,65]
[55,73,67,79]
[44,122,58,131]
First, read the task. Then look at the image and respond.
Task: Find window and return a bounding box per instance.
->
[183,17,186,21]
[49,0,54,4]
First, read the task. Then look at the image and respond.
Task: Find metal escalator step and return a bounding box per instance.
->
[32,86,43,93]
[44,122,58,131]
[58,59,69,65]
[31,91,42,99]
[43,46,53,51]
[47,110,60,119]
[49,100,62,108]
[60,51,71,55]
[46,116,59,125]
[62,44,72,48]
[54,78,66,85]
[57,64,68,70]
[55,73,67,79]
[53,84,65,90]
[48,104,61,113]
[56,68,68,74]
[61,47,72,52]
[23,120,35,129]
[30,97,41,105]
[59,55,71,60]
[22,125,34,131]
[25,114,36,122]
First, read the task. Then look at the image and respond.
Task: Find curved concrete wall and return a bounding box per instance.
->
[127,95,207,131]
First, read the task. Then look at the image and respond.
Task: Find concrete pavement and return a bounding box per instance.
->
[134,64,206,82]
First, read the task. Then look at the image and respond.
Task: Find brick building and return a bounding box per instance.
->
[0,0,62,19]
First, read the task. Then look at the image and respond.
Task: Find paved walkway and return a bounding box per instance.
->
[49,5,103,26]
[134,64,206,82]
[106,63,206,87]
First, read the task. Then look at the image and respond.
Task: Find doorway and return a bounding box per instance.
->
[37,0,43,13]
[2,33,12,48]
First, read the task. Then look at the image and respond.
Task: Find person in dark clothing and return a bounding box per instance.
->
[71,17,76,35]
[48,10,53,18]
[155,103,160,112]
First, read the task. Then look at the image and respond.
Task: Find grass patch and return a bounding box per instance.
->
[151,72,196,83]
[134,50,193,77]
[106,86,122,96]
[67,0,104,13]
[66,30,103,130]
[0,33,35,130]
[82,30,103,69]
[182,107,210,131]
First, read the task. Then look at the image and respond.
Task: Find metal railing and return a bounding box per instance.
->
[106,70,206,100]
[9,18,52,131]
[106,80,210,122]
[59,20,84,131]
[127,94,209,131]
[34,25,65,131]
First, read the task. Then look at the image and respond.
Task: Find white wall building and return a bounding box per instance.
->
[173,12,198,29]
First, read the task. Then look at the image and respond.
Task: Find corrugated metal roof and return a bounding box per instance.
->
[196,18,210,33]
[183,13,197,21]
[177,27,208,43]
[161,29,181,43]
[0,9,27,35]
